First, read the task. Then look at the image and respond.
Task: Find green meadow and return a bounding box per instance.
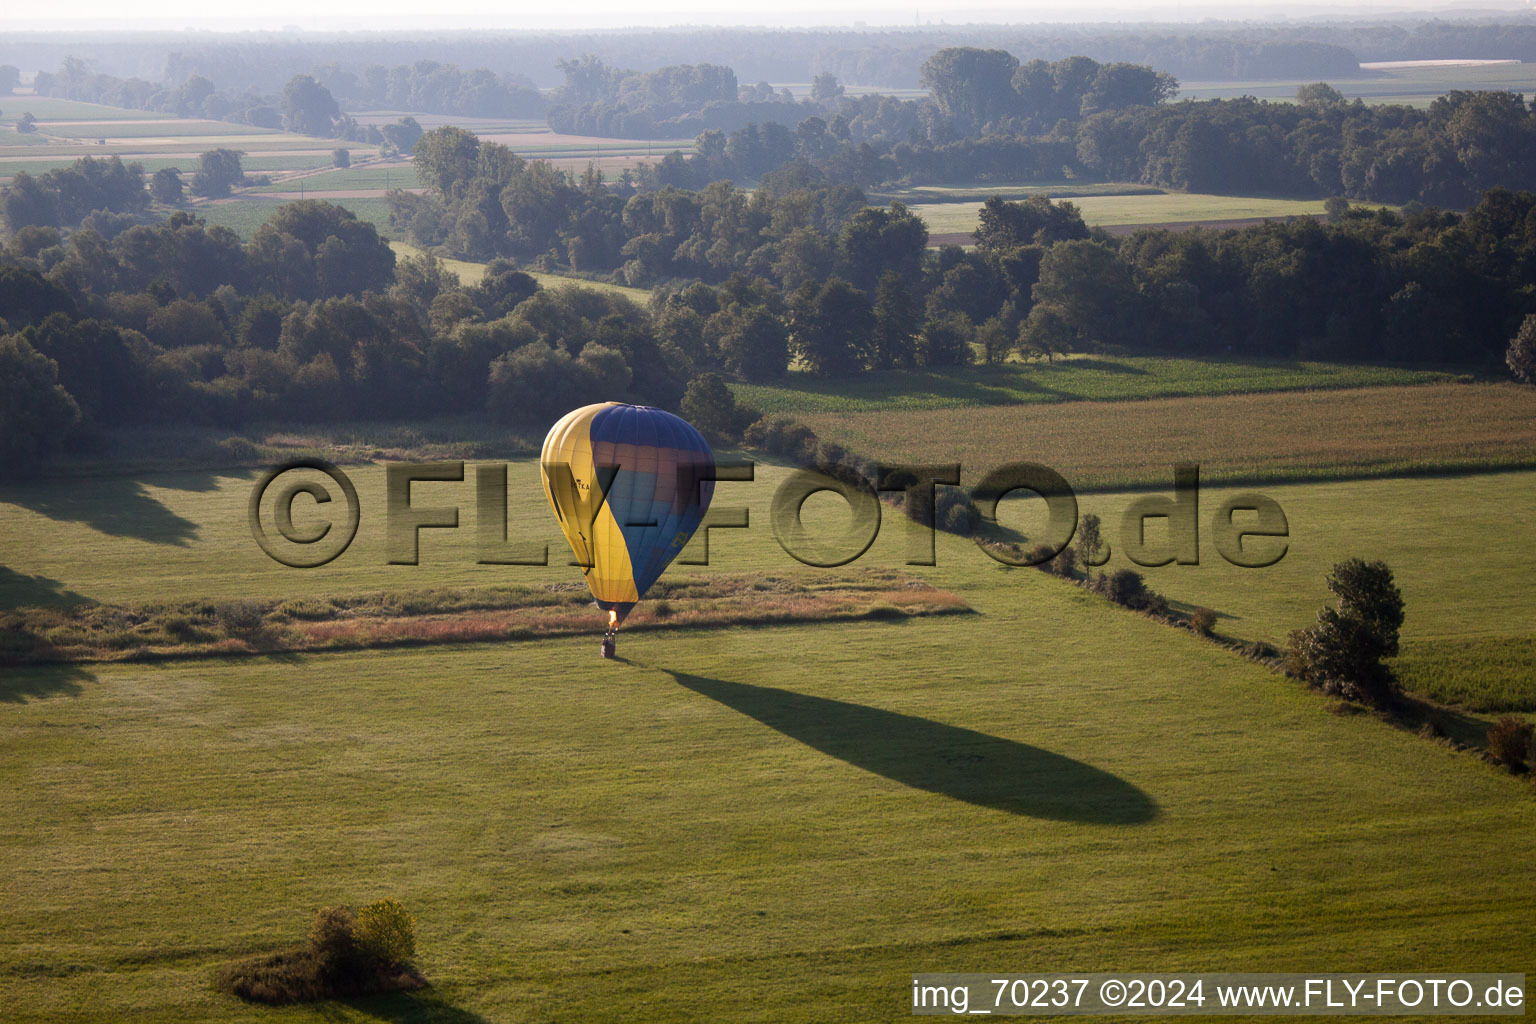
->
[732,357,1469,414]
[3,455,1535,1022]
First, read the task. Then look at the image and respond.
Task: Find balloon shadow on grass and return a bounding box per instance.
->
[669,672,1157,824]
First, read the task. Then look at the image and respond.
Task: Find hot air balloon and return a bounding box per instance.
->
[540,402,715,658]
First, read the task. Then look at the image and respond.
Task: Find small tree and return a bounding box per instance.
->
[151,167,184,204]
[1075,512,1106,569]
[332,147,351,168]
[16,111,37,134]
[1286,558,1404,704]
[1507,313,1536,385]
[681,371,754,444]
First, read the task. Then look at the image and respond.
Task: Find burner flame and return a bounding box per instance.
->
[608,609,618,628]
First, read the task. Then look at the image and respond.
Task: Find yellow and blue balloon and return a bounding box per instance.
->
[540,403,714,648]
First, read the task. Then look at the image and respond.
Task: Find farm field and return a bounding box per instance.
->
[1178,59,1536,107]
[914,192,1365,240]
[196,196,396,239]
[249,163,423,193]
[797,381,1536,489]
[389,241,654,303]
[2,456,1535,1021]
[732,357,1469,414]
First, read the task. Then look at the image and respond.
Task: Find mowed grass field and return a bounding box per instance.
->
[3,457,1535,1021]
[733,357,1468,414]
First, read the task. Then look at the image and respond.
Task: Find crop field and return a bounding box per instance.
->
[0,96,176,121]
[2,453,1535,1021]
[798,381,1536,489]
[0,96,380,184]
[1179,59,1536,107]
[914,193,1365,239]
[389,241,654,303]
[250,163,423,193]
[195,196,396,239]
[732,357,1468,414]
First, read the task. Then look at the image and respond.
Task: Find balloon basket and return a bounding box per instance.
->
[600,632,616,659]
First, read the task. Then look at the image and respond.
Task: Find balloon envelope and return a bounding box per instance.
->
[540,402,715,624]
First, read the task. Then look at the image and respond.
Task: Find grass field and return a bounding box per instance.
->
[389,241,653,303]
[250,163,423,193]
[914,193,1362,238]
[1179,59,1536,108]
[195,196,397,239]
[2,455,1534,1021]
[732,357,1469,414]
[798,381,1536,489]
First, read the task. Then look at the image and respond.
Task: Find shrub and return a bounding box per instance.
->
[214,600,267,637]
[1285,558,1404,705]
[1189,607,1217,635]
[1093,568,1147,608]
[1487,717,1533,773]
[1048,546,1078,578]
[332,148,351,168]
[935,488,976,536]
[307,904,363,980]
[352,899,416,968]
[218,436,260,461]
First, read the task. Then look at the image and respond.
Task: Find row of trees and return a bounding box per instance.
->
[0,198,701,476]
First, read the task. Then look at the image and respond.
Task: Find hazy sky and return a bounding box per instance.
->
[5,0,1534,30]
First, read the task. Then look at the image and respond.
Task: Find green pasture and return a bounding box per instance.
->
[2,457,1534,1021]
[732,357,1468,414]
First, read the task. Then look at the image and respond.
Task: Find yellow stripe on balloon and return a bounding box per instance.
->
[540,402,638,605]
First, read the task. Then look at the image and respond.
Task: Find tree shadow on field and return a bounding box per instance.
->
[0,468,242,547]
[0,566,92,610]
[319,990,494,1023]
[0,664,95,703]
[668,672,1157,824]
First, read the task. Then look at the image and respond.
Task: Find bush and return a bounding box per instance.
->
[1048,546,1078,577]
[1487,717,1533,773]
[332,148,351,168]
[1285,558,1404,705]
[215,902,424,1005]
[352,899,416,968]
[214,600,267,637]
[307,904,363,980]
[1093,568,1147,607]
[935,488,976,536]
[1189,607,1217,635]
